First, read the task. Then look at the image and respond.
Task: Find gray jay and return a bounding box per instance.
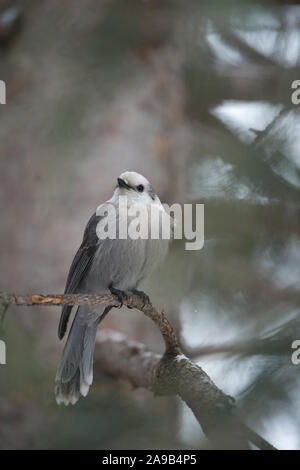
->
[55,171,170,405]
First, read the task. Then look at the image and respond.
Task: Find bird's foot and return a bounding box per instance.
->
[109,285,128,308]
[131,289,150,308]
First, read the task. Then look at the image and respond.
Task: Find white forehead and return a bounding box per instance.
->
[119,171,149,187]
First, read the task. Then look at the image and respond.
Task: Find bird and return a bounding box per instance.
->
[55,171,171,405]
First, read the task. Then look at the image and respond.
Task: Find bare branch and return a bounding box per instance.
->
[0,291,276,450]
[96,330,276,450]
[0,292,179,352]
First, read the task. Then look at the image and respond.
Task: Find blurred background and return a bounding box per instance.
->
[0,0,300,450]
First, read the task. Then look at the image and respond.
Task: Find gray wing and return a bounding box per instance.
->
[58,212,101,340]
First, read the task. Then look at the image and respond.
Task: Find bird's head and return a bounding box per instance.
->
[115,171,159,205]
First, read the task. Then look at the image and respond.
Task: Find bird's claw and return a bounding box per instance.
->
[132,289,150,308]
[109,285,128,308]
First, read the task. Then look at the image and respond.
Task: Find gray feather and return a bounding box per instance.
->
[58,212,102,340]
[55,305,102,405]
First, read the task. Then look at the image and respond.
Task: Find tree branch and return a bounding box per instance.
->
[0,292,179,352]
[0,291,276,450]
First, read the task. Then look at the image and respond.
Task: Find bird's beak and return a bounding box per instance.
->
[117,178,132,190]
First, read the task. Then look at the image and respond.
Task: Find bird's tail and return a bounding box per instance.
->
[55,306,102,406]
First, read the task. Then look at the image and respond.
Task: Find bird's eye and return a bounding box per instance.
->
[137,185,144,192]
